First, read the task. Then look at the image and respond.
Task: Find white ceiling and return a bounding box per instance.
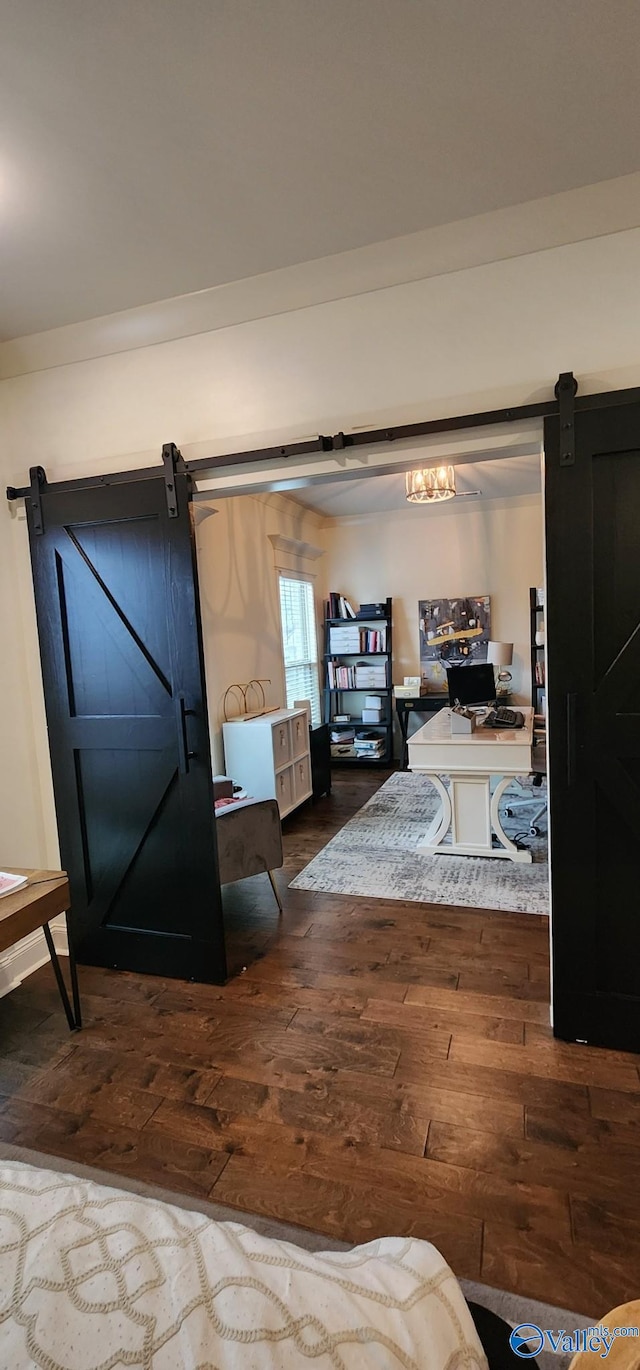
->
[2,1,640,340]
[285,453,541,518]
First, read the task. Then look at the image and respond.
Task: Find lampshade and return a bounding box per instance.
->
[487,641,513,667]
[406,466,456,503]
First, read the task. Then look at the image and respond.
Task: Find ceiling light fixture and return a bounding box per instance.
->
[406,465,456,503]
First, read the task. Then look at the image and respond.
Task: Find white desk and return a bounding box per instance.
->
[408,707,534,863]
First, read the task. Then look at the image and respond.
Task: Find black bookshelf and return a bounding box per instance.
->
[530,586,546,716]
[323,597,393,766]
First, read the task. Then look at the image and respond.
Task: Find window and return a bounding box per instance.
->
[278,574,321,727]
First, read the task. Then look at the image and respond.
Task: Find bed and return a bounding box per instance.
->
[0,1159,487,1369]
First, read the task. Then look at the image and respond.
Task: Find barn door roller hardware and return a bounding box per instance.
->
[28,466,47,535]
[161,442,186,518]
[555,372,578,467]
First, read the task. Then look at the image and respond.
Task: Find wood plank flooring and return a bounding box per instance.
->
[1,770,638,1315]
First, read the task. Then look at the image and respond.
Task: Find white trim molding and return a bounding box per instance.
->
[0,915,68,1000]
[2,172,640,380]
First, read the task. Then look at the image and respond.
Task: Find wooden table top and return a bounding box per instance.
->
[411,705,534,747]
[0,868,69,954]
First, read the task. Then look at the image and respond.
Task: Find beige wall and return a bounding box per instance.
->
[2,209,640,870]
[323,493,543,707]
[0,504,55,868]
[196,492,327,774]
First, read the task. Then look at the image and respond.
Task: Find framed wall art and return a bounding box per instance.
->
[419,595,491,692]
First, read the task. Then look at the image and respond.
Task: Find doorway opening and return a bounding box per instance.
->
[194,429,548,981]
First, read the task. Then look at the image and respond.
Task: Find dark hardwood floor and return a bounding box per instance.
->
[1,770,638,1315]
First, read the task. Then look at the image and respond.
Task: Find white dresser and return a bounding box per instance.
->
[222,708,312,818]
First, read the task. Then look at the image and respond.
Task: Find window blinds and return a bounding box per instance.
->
[278,575,321,727]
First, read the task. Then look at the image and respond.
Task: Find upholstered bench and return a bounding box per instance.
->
[215,796,284,912]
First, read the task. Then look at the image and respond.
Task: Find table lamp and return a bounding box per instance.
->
[487,641,513,697]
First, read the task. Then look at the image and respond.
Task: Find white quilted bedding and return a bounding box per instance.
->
[0,1160,487,1369]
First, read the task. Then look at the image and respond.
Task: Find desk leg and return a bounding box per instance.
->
[490,777,533,864]
[416,775,452,852]
[399,710,410,770]
[43,920,82,1030]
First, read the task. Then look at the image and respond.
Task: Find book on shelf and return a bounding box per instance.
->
[535,660,546,686]
[356,602,387,619]
[328,626,387,653]
[354,732,385,756]
[327,660,355,689]
[327,660,388,689]
[328,592,357,619]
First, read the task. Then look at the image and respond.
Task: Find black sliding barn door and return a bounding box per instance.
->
[27,472,227,983]
[545,400,640,1051]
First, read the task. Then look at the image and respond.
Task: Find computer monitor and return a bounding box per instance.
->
[446,662,495,707]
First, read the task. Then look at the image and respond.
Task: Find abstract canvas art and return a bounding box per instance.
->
[419,595,491,691]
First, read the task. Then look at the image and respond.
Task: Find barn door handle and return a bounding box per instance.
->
[566,692,578,787]
[175,694,196,774]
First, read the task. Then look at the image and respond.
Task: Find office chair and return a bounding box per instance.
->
[502,725,547,837]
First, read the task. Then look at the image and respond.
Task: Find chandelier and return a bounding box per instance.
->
[405,465,456,503]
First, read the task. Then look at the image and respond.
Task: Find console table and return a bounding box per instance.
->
[0,869,81,1029]
[395,695,449,770]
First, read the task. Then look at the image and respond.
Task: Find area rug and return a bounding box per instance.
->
[0,1142,596,1350]
[291,771,549,916]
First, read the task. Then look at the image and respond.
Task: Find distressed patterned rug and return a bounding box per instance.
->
[291,771,549,915]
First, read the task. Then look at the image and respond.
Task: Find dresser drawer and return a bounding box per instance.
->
[293,754,311,802]
[291,711,309,759]
[275,765,294,815]
[272,719,292,768]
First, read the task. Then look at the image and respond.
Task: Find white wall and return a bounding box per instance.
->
[4,223,640,491]
[323,493,543,713]
[3,204,640,885]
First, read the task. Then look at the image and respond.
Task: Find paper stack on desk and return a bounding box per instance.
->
[0,872,28,899]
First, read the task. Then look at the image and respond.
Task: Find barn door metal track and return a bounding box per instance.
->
[10,371,639,505]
